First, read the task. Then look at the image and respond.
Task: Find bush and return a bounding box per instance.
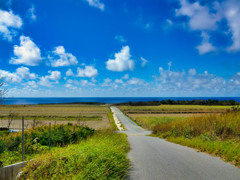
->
[18,131,129,180]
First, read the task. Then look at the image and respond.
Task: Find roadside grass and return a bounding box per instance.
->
[153,111,240,166]
[119,105,231,113]
[107,112,118,130]
[132,116,188,130]
[18,130,130,180]
[0,124,94,166]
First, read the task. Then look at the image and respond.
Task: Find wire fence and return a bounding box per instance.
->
[0,117,94,168]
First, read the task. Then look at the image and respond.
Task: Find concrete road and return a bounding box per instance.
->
[111,107,240,180]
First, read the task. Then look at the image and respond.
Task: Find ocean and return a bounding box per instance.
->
[2,97,240,105]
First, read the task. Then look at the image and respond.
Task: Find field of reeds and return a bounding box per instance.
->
[18,130,129,180]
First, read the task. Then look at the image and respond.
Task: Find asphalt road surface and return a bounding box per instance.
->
[111,107,240,180]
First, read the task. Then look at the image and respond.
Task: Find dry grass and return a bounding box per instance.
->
[119,105,231,113]
[0,105,112,130]
[0,104,109,116]
[154,111,240,139]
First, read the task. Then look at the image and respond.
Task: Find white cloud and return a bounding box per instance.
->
[188,68,197,76]
[224,0,240,51]
[106,46,134,72]
[77,66,98,78]
[27,5,36,21]
[65,83,77,90]
[166,19,173,25]
[0,69,21,83]
[115,35,127,43]
[48,46,78,67]
[0,9,22,41]
[140,57,148,67]
[122,74,129,80]
[16,66,37,79]
[115,79,123,84]
[10,36,42,66]
[66,69,74,76]
[39,70,61,87]
[155,63,231,95]
[175,0,240,53]
[196,32,217,55]
[85,0,105,11]
[176,0,221,31]
[0,66,36,83]
[26,81,38,88]
[127,78,145,85]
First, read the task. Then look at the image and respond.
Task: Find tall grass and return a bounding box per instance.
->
[153,111,240,166]
[18,130,130,180]
[154,112,240,139]
[133,116,187,130]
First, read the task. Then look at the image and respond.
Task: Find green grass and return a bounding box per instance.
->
[18,130,130,180]
[119,105,232,112]
[0,124,94,166]
[153,111,240,166]
[133,116,188,130]
[163,137,240,166]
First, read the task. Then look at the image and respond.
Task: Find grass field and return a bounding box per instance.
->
[119,105,232,113]
[18,130,129,179]
[152,111,240,166]
[0,104,111,130]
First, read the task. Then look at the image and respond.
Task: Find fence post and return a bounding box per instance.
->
[22,116,24,161]
[49,122,51,150]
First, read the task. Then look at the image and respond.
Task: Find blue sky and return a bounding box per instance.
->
[0,0,240,97]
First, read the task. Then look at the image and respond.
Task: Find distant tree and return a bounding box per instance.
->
[0,79,7,104]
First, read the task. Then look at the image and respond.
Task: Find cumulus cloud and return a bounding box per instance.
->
[0,66,36,83]
[0,9,22,41]
[224,0,240,51]
[10,36,42,66]
[16,66,37,79]
[85,0,104,11]
[106,46,134,72]
[39,70,61,87]
[175,0,240,52]
[196,32,217,54]
[127,78,145,85]
[155,63,232,95]
[140,57,148,67]
[48,46,78,67]
[176,0,221,31]
[77,66,98,78]
[66,69,74,76]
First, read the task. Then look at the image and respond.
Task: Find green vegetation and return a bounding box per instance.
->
[116,99,239,106]
[119,105,231,112]
[19,130,129,180]
[153,111,240,166]
[0,115,101,121]
[133,116,188,130]
[107,112,118,130]
[0,104,109,117]
[0,124,94,166]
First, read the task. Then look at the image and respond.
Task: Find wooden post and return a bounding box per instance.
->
[22,116,24,161]
[49,122,51,150]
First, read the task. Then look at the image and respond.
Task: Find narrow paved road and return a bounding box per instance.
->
[111,107,240,180]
